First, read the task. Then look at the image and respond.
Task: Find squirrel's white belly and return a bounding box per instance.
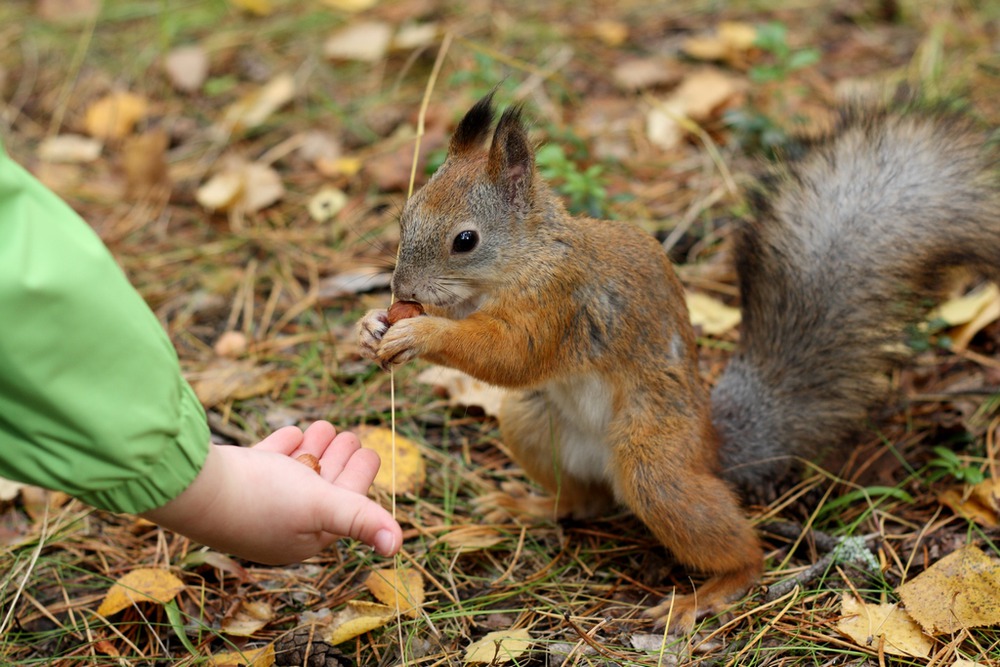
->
[544,373,613,483]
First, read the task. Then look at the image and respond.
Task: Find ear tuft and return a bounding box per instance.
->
[488,104,534,209]
[449,92,497,156]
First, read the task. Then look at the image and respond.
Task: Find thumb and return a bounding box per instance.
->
[320,488,402,557]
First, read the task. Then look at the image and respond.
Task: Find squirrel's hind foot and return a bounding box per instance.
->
[645,565,759,633]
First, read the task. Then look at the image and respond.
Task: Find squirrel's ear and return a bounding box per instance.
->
[488,105,533,209]
[449,92,496,157]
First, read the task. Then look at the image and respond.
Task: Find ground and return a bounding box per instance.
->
[2,0,1000,665]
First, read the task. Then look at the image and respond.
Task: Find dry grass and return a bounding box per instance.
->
[2,0,1000,665]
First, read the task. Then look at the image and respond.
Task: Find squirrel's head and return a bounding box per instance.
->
[392,92,536,317]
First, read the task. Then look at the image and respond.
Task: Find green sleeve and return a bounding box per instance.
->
[0,145,210,515]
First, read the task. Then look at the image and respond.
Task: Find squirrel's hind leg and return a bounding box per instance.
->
[490,390,617,521]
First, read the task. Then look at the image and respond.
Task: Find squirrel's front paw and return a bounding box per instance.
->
[376,317,428,369]
[358,309,390,363]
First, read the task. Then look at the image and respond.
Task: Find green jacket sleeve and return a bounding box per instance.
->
[0,144,209,515]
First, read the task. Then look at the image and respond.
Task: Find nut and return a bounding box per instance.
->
[295,453,322,474]
[387,300,425,325]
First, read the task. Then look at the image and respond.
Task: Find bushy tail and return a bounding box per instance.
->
[712,103,1000,498]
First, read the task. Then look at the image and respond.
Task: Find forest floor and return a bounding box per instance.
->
[2,0,1000,665]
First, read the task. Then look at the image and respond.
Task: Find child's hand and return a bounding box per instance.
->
[143,421,402,564]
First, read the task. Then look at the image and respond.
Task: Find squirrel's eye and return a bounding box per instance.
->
[451,230,479,253]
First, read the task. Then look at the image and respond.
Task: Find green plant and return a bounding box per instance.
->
[534,144,609,217]
[928,445,985,485]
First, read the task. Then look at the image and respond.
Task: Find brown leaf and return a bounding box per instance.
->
[187,359,284,407]
[938,478,1000,527]
[122,130,170,199]
[897,545,1000,635]
[365,567,425,617]
[646,69,742,150]
[221,600,275,637]
[97,568,185,616]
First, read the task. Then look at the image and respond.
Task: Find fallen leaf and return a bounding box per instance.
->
[415,366,506,417]
[393,23,439,50]
[0,477,26,502]
[435,526,506,553]
[308,187,348,222]
[588,20,628,47]
[929,283,1000,351]
[686,291,741,336]
[354,426,426,495]
[297,130,343,165]
[164,45,209,93]
[37,0,99,22]
[682,21,758,63]
[84,91,149,140]
[240,162,285,212]
[836,595,932,658]
[187,359,283,407]
[322,0,378,10]
[464,628,533,664]
[316,155,362,178]
[322,600,395,645]
[222,600,275,636]
[218,73,295,134]
[324,21,393,62]
[897,544,1000,635]
[214,331,249,358]
[229,0,272,15]
[180,550,248,581]
[97,568,185,616]
[646,69,742,150]
[938,478,1000,527]
[196,158,285,214]
[207,644,275,667]
[365,568,425,617]
[122,130,170,198]
[612,57,683,91]
[38,134,102,163]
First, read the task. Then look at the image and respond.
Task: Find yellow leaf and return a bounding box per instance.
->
[84,92,149,140]
[322,0,378,10]
[229,0,272,15]
[938,478,1000,528]
[322,601,395,645]
[355,426,426,495]
[221,600,274,636]
[97,568,185,616]
[588,20,628,47]
[307,187,348,222]
[464,628,533,664]
[686,291,742,336]
[365,568,425,617]
[929,283,1000,351]
[836,595,932,658]
[208,644,275,666]
[897,544,1000,635]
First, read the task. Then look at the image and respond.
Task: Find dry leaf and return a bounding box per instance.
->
[207,645,275,667]
[322,0,378,10]
[588,20,628,47]
[612,57,683,91]
[222,600,275,636]
[187,359,283,407]
[836,595,932,658]
[322,600,395,645]
[97,568,185,616]
[38,134,102,163]
[181,550,248,581]
[214,331,248,358]
[164,45,209,93]
[354,426,426,494]
[929,283,1000,351]
[682,21,758,62]
[196,159,285,214]
[122,130,169,198]
[316,155,362,178]
[218,73,295,134]
[464,628,533,664]
[323,21,393,62]
[435,526,506,553]
[938,478,1000,527]
[365,568,425,617]
[0,477,26,502]
[897,544,1000,635]
[84,91,149,140]
[308,187,348,222]
[646,69,742,150]
[415,366,506,417]
[229,0,272,15]
[37,0,99,22]
[686,291,741,336]
[393,23,438,50]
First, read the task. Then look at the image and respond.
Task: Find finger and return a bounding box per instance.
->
[332,447,381,495]
[253,425,304,454]
[294,420,338,459]
[317,431,363,483]
[319,489,401,556]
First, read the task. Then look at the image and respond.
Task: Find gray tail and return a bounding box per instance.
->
[713,102,1000,498]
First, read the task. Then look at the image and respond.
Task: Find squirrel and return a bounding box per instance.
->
[358,91,1000,630]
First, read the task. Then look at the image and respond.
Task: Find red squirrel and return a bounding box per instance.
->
[359,92,1000,630]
